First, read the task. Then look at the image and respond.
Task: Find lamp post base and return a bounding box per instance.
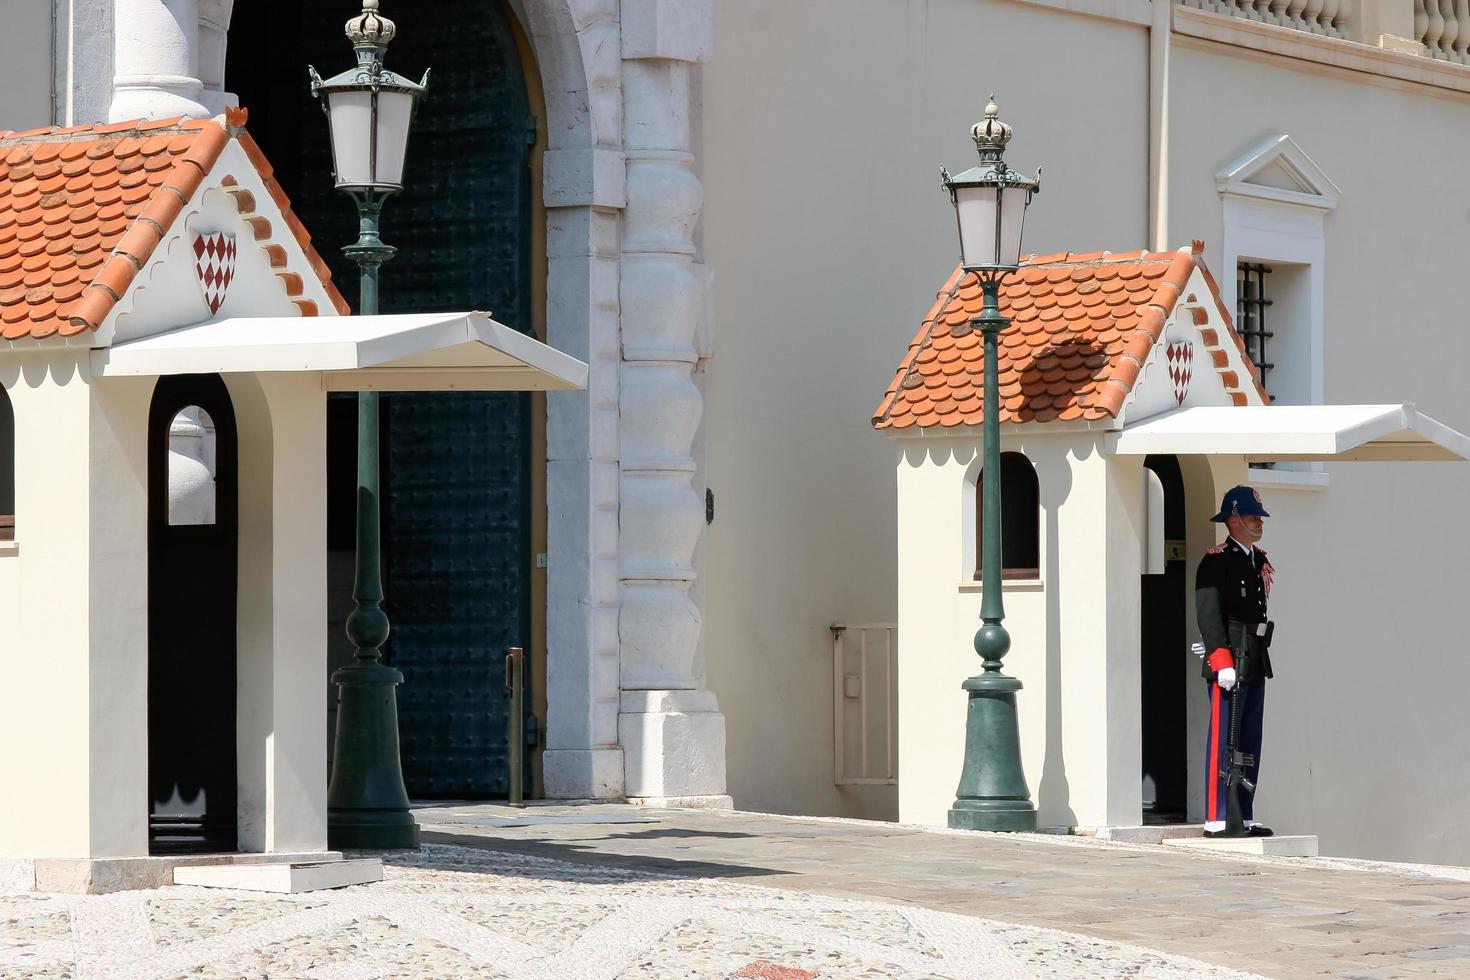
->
[947,671,1037,833]
[948,798,1038,833]
[327,810,421,850]
[327,662,420,851]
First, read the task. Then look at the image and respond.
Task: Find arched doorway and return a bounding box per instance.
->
[148,374,239,854]
[227,0,541,798]
[1141,453,1188,823]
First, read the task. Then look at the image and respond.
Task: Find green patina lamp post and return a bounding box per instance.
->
[310,0,429,850]
[940,97,1042,833]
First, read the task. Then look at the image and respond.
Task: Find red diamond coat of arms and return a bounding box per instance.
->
[1165,340,1193,405]
[193,232,236,314]
[1164,340,1187,405]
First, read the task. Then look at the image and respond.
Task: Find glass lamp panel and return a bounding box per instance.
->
[997,186,1030,268]
[954,184,1000,269]
[326,90,374,186]
[373,89,417,186]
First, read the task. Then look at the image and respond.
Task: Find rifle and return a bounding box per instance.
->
[1220,643,1255,837]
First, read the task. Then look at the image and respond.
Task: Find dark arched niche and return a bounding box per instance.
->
[976,451,1040,580]
[0,384,12,540]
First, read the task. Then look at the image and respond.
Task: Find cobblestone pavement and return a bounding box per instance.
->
[415,804,1470,980]
[5,804,1470,979]
[0,840,1257,980]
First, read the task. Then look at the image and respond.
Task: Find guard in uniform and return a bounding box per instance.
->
[1195,485,1275,838]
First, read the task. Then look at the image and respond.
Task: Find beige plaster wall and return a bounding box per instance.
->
[700,0,1149,821]
[0,355,100,857]
[705,0,1470,863]
[1167,42,1470,864]
[0,358,152,859]
[0,361,330,860]
[896,430,1162,829]
[0,3,53,131]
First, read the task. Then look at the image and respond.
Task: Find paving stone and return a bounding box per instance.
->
[13,803,1470,977]
[0,840,1262,980]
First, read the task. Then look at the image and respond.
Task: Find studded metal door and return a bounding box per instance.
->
[228,0,535,798]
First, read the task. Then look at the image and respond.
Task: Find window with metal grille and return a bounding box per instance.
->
[1236,262,1275,401]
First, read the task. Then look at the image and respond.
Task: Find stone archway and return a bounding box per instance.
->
[104,0,725,803]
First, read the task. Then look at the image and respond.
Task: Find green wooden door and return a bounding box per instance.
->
[229,0,535,798]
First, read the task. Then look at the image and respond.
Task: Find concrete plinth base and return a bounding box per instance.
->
[627,795,734,810]
[619,690,727,800]
[1092,824,1205,844]
[26,850,342,895]
[543,747,626,800]
[1163,834,1318,857]
[174,858,382,893]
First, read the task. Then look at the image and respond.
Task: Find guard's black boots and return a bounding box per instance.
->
[1203,824,1273,839]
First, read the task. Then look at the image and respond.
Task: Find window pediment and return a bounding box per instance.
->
[1216,135,1340,212]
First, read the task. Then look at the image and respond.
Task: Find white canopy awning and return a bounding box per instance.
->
[1111,404,1470,462]
[91,312,588,393]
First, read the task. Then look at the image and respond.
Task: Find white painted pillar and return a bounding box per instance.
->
[616,0,728,804]
[110,0,210,121]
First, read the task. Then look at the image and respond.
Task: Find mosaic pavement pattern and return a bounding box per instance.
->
[0,844,1264,980]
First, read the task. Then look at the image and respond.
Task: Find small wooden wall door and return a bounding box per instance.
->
[147,374,239,854]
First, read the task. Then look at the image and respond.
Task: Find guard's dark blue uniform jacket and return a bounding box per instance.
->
[1195,537,1275,826]
[1194,538,1274,683]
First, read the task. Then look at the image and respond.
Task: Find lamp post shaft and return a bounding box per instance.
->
[346,201,389,660]
[946,273,1037,833]
[978,277,1007,637]
[327,195,419,850]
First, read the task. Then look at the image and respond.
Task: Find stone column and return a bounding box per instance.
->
[617,0,728,805]
[539,0,629,800]
[196,0,238,115]
[1347,0,1424,51]
[110,0,210,121]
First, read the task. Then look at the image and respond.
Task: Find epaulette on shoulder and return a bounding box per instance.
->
[1205,543,1227,555]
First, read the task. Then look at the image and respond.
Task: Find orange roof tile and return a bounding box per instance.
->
[872,245,1265,430]
[0,114,349,341]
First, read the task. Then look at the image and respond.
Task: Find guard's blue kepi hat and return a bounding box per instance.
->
[1210,485,1269,523]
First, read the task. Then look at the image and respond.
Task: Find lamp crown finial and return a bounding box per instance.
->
[347,0,396,49]
[970,94,1013,162]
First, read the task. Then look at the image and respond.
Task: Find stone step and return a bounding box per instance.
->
[1092,824,1204,844]
[1162,834,1319,857]
[173,857,383,893]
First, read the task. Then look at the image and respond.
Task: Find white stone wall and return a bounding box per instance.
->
[699,0,1150,822]
[513,0,727,801]
[701,0,1470,863]
[0,1,54,131]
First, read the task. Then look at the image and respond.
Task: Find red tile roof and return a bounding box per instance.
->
[872,244,1266,430]
[0,111,348,342]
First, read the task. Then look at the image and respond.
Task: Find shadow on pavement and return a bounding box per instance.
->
[598,827,756,841]
[413,830,793,882]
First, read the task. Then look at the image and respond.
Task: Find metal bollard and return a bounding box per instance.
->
[504,647,526,808]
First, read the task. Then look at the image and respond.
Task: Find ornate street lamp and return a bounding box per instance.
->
[310,0,428,850]
[940,97,1041,833]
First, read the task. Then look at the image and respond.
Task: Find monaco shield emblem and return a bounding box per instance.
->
[193,232,236,314]
[1165,340,1193,405]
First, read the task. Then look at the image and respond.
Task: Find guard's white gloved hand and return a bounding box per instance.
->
[1217,667,1237,691]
